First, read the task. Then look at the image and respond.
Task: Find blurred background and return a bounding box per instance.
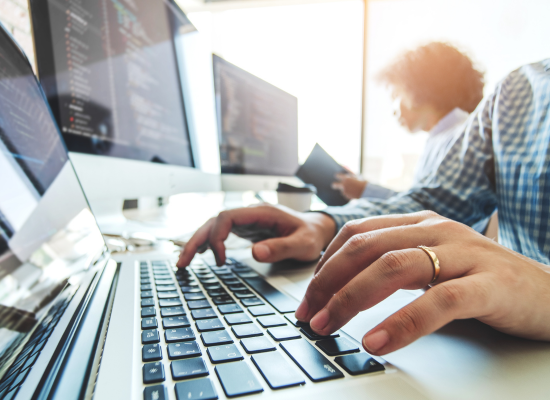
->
[1,0,549,192]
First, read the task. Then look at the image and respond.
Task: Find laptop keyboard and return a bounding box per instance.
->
[0,291,74,399]
[139,258,384,400]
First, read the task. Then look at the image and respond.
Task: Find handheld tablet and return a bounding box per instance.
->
[295,144,349,206]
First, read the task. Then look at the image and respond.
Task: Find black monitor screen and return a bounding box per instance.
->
[30,0,194,167]
[213,55,298,176]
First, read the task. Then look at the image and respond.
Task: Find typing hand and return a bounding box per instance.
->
[177,204,336,268]
[294,211,550,355]
[331,172,367,200]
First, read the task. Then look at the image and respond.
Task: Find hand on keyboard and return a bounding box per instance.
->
[295,211,550,356]
[177,204,336,267]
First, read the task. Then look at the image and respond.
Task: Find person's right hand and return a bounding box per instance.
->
[176,204,336,268]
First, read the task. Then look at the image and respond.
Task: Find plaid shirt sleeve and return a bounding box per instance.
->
[322,94,499,231]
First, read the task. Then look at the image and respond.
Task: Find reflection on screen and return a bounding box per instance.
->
[41,0,193,167]
[213,55,299,176]
[0,27,104,376]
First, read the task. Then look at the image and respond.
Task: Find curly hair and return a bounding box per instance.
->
[377,42,485,114]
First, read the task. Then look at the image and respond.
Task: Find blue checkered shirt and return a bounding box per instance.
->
[324,59,550,264]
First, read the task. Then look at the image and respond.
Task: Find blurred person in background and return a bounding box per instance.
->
[333,42,484,201]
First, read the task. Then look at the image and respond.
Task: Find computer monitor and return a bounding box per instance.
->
[212,55,301,191]
[28,0,220,221]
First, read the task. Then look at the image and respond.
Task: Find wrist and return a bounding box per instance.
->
[304,212,337,249]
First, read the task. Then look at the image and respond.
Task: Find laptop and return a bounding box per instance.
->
[2,19,550,400]
[0,22,426,400]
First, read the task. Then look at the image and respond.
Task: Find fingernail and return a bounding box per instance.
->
[310,308,330,332]
[253,244,271,260]
[363,330,389,353]
[295,297,309,321]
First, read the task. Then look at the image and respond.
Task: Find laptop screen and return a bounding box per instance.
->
[0,25,105,377]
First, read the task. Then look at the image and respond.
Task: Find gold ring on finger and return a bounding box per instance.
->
[417,245,440,284]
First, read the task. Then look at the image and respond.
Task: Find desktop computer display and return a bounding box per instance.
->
[31,0,193,167]
[213,55,299,190]
[29,0,220,219]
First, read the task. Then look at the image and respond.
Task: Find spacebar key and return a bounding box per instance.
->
[242,277,298,313]
[280,339,344,382]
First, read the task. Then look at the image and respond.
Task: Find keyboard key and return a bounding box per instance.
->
[196,318,224,332]
[151,261,168,266]
[157,291,179,299]
[284,313,308,327]
[207,344,244,363]
[203,283,222,291]
[280,340,344,382]
[257,316,287,328]
[334,353,385,375]
[174,378,218,400]
[180,286,201,293]
[236,272,260,279]
[187,300,211,309]
[300,325,340,340]
[184,292,206,301]
[161,306,186,317]
[167,341,202,360]
[201,330,233,346]
[241,298,264,307]
[227,283,247,291]
[141,317,158,330]
[222,278,240,285]
[206,289,227,297]
[159,299,182,307]
[218,304,243,314]
[316,337,360,356]
[267,327,301,341]
[240,337,276,354]
[201,278,219,285]
[140,279,151,285]
[162,316,191,329]
[141,298,155,307]
[144,384,168,400]
[224,313,252,325]
[215,361,263,397]
[142,344,162,362]
[143,362,165,384]
[141,284,152,291]
[165,328,196,343]
[155,279,174,285]
[156,285,177,292]
[171,357,209,380]
[217,273,236,280]
[248,305,275,317]
[242,277,298,313]
[197,272,215,279]
[234,290,256,299]
[232,324,263,338]
[251,351,305,389]
[142,329,160,344]
[141,291,153,299]
[191,308,217,320]
[211,296,234,305]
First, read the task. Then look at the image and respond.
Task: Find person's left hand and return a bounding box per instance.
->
[294,211,550,356]
[332,173,367,200]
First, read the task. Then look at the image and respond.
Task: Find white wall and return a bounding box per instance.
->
[188,0,365,172]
